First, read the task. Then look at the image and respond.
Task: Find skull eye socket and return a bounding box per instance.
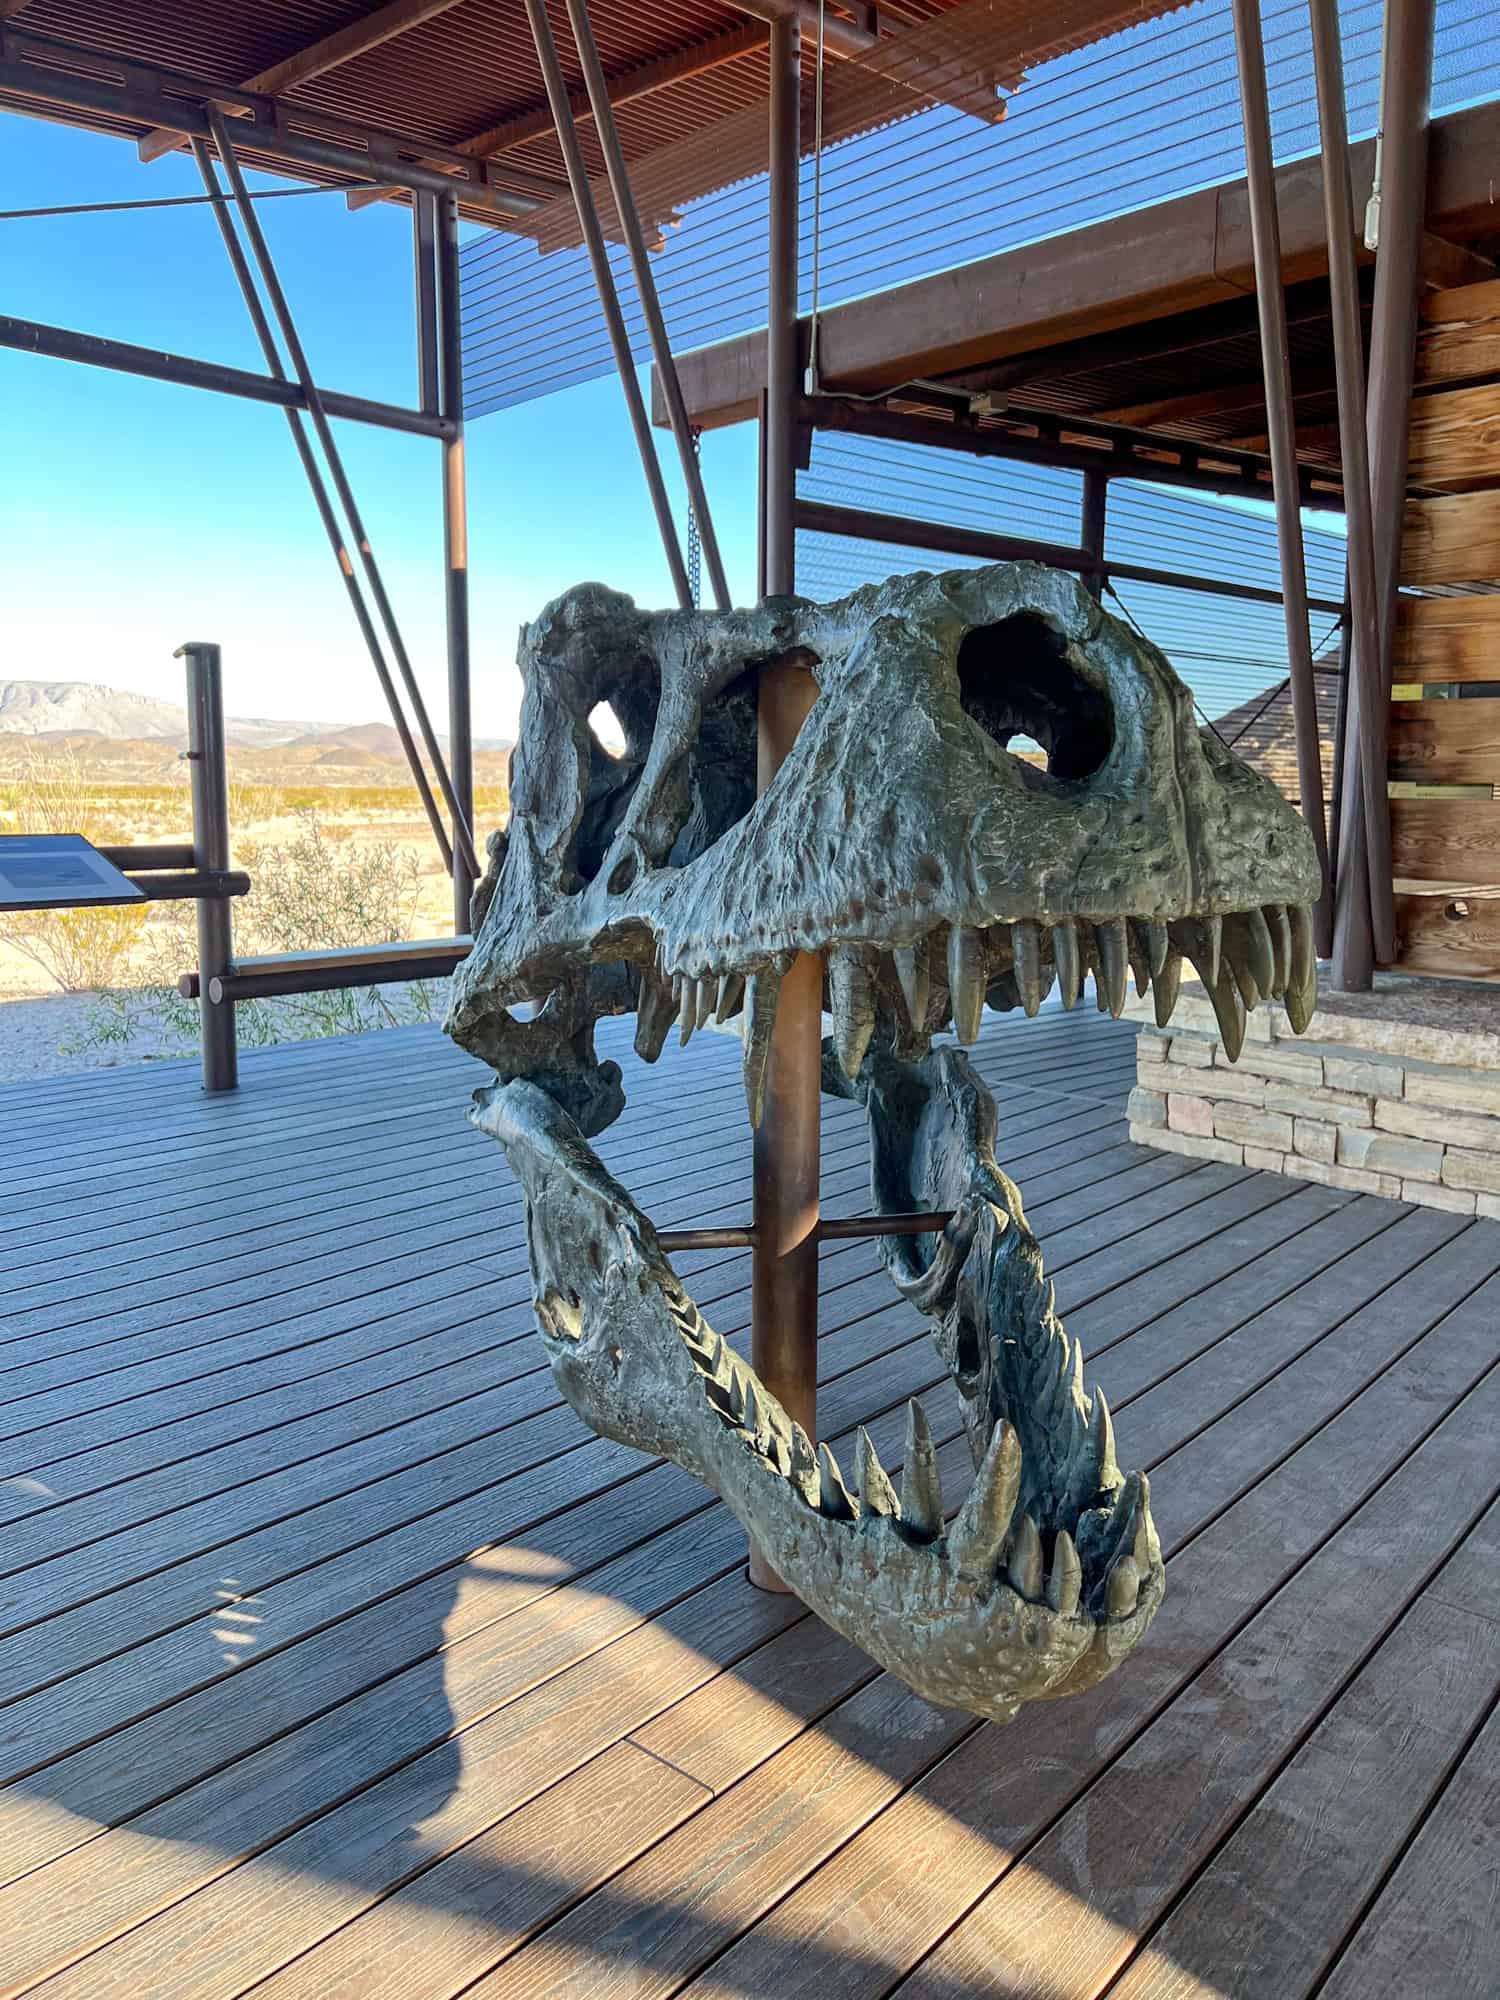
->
[957,612,1113,782]
[575,675,659,884]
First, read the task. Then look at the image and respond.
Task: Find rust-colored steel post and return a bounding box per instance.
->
[1332,0,1435,988]
[1229,0,1334,956]
[750,14,819,1595]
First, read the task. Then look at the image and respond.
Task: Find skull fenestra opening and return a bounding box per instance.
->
[446,562,1321,1725]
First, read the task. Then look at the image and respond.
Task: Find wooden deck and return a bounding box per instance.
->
[0,1004,1495,1999]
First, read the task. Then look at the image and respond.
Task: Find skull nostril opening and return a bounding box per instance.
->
[607,853,639,896]
[957,612,1114,782]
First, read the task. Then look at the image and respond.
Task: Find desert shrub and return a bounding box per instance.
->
[0,750,149,991]
[75,805,443,1054]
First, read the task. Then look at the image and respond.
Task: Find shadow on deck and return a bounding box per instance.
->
[0,1005,1494,1998]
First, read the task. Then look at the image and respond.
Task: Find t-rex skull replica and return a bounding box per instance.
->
[446,562,1321,1725]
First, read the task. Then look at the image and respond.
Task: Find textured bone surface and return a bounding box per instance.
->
[446,562,1321,1724]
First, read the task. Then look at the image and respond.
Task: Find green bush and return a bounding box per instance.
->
[75,807,444,1054]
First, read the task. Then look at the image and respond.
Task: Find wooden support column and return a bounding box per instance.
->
[750,13,819,1594]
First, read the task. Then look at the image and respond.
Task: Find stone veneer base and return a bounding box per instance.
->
[1123,972,1500,1218]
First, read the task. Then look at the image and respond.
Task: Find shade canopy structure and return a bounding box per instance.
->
[0,0,1189,232]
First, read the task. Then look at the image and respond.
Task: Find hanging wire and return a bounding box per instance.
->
[0,181,372,222]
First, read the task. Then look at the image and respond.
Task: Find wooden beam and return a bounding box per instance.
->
[1418,231,1498,291]
[456,23,769,160]
[137,0,469,163]
[1402,490,1500,584]
[1094,364,1339,431]
[1394,596,1500,681]
[663,95,1500,429]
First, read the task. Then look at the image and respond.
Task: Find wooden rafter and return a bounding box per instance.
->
[136,0,471,163]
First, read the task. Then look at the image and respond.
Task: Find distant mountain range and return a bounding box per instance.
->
[0,679,510,755]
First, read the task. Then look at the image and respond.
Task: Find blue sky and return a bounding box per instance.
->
[0,113,760,739]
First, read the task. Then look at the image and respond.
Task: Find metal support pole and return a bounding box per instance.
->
[1229,0,1334,957]
[437,190,475,932]
[412,190,440,417]
[1311,0,1386,975]
[179,642,237,1094]
[563,0,732,611]
[1332,0,1434,988]
[190,137,459,878]
[1080,468,1108,600]
[521,0,693,610]
[750,15,819,1595]
[206,110,480,884]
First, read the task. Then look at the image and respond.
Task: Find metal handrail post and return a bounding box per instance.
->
[413,190,440,417]
[437,189,476,931]
[179,641,238,1093]
[562,0,733,611]
[1080,468,1108,600]
[521,0,694,610]
[207,109,480,883]
[189,137,457,876]
[1229,0,1334,956]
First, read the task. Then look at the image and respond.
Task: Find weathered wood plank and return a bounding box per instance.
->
[1415,278,1500,386]
[1390,797,1500,885]
[1393,593,1500,683]
[1401,490,1500,585]
[1393,889,1500,980]
[1406,379,1500,490]
[1389,698,1500,785]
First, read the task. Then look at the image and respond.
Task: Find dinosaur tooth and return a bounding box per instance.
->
[949,1421,1022,1576]
[1264,902,1292,997]
[1285,961,1318,1036]
[893,937,930,1029]
[1006,1511,1045,1600]
[1010,918,1044,1019]
[742,964,782,1127]
[1089,1387,1120,1491]
[856,1425,900,1517]
[818,1441,855,1520]
[787,1423,821,1505]
[1052,918,1082,1011]
[707,1330,730,1383]
[828,946,876,1080]
[949,924,988,1041]
[743,1378,762,1440]
[1240,906,1276,998]
[1152,949,1183,1029]
[1047,1528,1083,1616]
[1225,938,1260,1012]
[714,970,745,1024]
[1144,918,1171,978]
[677,975,697,1048]
[1106,1554,1142,1619]
[1132,1476,1159,1573]
[1288,900,1315,994]
[694,974,719,1030]
[1094,918,1129,1018]
[1208,964,1247,1062]
[634,971,676,1062]
[1126,922,1151,1000]
[899,1399,943,1538]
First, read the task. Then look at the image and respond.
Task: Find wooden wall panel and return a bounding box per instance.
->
[1400,490,1500,584]
[1389,797,1500,882]
[1415,279,1500,387]
[1388,701,1500,785]
[1392,891,1500,978]
[1406,380,1500,490]
[1393,596,1500,682]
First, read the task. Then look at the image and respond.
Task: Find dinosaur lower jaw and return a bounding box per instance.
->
[471,1045,1166,1725]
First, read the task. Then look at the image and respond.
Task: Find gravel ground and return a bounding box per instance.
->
[0,989,438,1084]
[0,992,190,1082]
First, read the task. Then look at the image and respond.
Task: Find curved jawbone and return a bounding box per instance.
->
[472,1056,1164,1726]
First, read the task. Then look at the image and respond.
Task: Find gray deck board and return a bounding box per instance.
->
[0,1003,1493,1999]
